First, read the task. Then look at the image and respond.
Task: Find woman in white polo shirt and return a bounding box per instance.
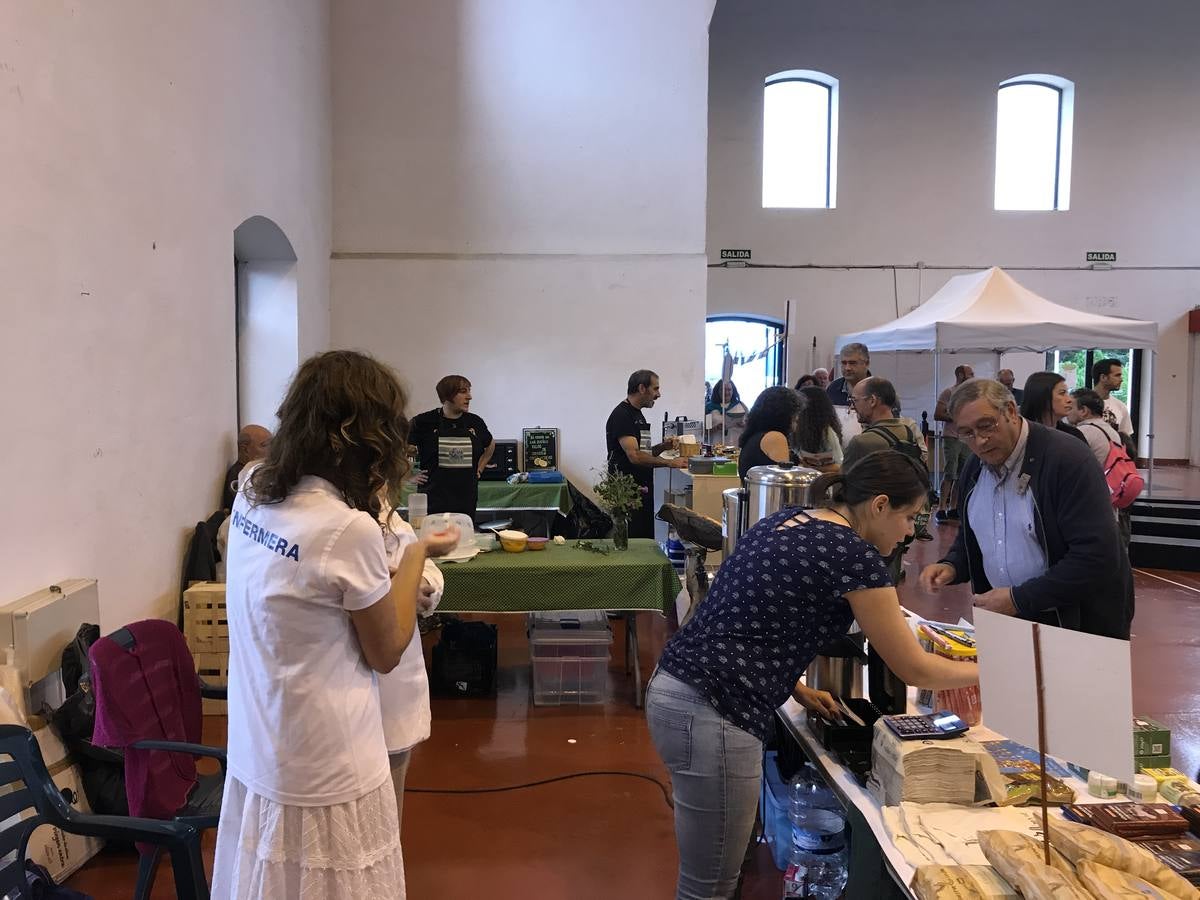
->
[378,498,445,828]
[213,350,456,900]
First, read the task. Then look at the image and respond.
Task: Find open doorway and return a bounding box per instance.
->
[704,315,784,410]
[234,216,299,429]
[1046,347,1142,433]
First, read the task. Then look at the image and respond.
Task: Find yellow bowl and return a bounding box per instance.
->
[499,529,528,552]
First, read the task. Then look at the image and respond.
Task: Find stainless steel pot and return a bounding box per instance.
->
[745,463,824,527]
[805,633,867,699]
[721,487,747,558]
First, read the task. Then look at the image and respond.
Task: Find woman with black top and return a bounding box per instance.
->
[408,375,496,520]
[1020,371,1087,443]
[795,385,844,470]
[646,451,979,900]
[736,386,801,481]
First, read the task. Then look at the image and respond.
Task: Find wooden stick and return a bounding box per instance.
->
[1032,623,1051,866]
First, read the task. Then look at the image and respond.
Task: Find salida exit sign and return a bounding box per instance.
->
[1086,251,1117,263]
[720,249,751,261]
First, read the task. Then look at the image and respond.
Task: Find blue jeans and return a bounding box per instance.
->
[646,669,763,900]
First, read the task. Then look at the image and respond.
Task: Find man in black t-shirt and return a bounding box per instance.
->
[409,375,495,521]
[606,370,688,539]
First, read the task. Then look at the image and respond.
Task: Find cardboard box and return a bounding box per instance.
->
[1137,755,1174,771]
[1134,716,1171,757]
[0,718,104,881]
[25,763,104,881]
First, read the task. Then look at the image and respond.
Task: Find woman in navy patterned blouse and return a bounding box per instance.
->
[646,451,978,900]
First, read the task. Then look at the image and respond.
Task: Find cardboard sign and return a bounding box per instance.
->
[975,609,1134,782]
[522,427,559,471]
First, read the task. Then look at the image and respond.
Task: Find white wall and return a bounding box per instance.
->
[238,261,300,430]
[0,1,332,627]
[707,0,1200,459]
[331,0,715,491]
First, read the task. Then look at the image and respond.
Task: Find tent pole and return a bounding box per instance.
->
[1147,350,1156,496]
[933,350,942,497]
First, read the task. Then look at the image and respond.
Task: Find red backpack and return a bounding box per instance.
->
[1085,423,1145,509]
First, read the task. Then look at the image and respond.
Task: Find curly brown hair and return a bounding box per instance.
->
[248,350,410,521]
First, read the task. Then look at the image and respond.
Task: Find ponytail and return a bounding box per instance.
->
[826,450,929,510]
[810,471,846,506]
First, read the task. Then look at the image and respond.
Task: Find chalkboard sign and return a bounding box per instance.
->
[522,427,559,472]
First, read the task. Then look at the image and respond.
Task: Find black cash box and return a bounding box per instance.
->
[480,440,519,481]
[807,697,883,757]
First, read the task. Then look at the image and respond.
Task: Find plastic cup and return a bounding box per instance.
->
[409,493,428,528]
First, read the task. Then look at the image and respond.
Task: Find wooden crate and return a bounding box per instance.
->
[183,582,228,654]
[193,650,229,716]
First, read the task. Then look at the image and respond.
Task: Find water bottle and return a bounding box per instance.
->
[785,767,848,899]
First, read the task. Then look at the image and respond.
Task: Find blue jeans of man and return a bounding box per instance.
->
[645,669,763,900]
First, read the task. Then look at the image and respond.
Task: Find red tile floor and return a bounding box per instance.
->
[67,469,1200,898]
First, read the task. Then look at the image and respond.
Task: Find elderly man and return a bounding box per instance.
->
[221,424,271,511]
[843,377,927,470]
[997,368,1023,404]
[812,367,830,390]
[845,377,932,578]
[825,343,870,407]
[919,379,1133,639]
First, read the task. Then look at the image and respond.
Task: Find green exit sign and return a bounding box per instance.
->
[720,249,751,261]
[1086,251,1117,263]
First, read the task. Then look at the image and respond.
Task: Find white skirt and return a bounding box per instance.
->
[211,775,405,900]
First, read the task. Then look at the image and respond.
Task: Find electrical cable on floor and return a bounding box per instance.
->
[406,771,674,810]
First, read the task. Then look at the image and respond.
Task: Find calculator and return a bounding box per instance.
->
[883,712,970,740]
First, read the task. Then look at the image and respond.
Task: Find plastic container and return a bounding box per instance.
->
[1130,773,1159,802]
[408,492,428,528]
[528,611,612,706]
[782,787,849,897]
[499,529,528,552]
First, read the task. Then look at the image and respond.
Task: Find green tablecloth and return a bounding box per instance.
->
[477,480,572,515]
[398,480,571,515]
[435,538,679,614]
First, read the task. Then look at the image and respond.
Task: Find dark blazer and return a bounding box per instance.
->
[941,422,1133,639]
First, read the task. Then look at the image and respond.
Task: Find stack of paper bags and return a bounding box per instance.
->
[869,719,1008,807]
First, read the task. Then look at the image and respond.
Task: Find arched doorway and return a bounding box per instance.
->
[704,315,785,409]
[234,216,298,429]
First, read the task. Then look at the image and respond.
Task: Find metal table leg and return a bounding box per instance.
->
[625,612,643,708]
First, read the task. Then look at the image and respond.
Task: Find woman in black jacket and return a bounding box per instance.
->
[1020,371,1086,443]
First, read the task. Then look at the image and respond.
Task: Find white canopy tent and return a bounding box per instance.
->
[834,267,1160,484]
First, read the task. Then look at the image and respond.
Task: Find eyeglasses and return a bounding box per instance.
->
[957,418,1001,442]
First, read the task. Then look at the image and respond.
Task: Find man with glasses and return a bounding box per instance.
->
[918,378,1133,639]
[826,343,871,408]
[844,377,933,579]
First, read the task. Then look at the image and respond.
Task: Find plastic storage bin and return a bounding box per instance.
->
[761,751,791,871]
[528,611,612,706]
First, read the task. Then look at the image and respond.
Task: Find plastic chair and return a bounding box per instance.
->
[0,724,209,900]
[88,622,227,900]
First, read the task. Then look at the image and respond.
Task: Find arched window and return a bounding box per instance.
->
[994,74,1074,211]
[762,70,838,209]
[705,316,784,411]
